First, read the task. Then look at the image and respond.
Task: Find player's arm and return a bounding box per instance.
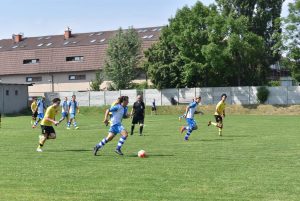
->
[183,105,190,118]
[103,109,110,125]
[44,113,59,126]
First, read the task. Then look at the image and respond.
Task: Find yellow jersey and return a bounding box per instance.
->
[31,101,37,112]
[41,105,57,126]
[215,100,226,116]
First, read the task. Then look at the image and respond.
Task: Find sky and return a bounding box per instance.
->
[0,0,293,39]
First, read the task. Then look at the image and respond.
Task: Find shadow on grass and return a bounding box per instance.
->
[199,138,234,142]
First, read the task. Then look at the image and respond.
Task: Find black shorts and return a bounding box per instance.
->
[32,111,38,118]
[132,115,144,124]
[41,125,55,135]
[151,106,156,111]
[214,115,223,123]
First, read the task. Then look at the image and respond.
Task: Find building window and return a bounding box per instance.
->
[26,77,42,82]
[69,75,86,80]
[6,90,9,96]
[66,56,84,62]
[23,59,40,64]
[15,90,18,95]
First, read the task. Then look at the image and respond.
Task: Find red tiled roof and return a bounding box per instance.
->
[0,26,162,75]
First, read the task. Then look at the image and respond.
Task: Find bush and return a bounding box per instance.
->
[268,80,280,86]
[257,86,269,104]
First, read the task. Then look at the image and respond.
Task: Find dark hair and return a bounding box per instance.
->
[119,96,129,103]
[221,93,227,98]
[52,98,61,103]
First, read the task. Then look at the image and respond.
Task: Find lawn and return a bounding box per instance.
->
[0,112,299,201]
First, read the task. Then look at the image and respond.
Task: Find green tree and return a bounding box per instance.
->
[105,27,141,90]
[89,71,104,91]
[216,0,284,66]
[283,0,300,82]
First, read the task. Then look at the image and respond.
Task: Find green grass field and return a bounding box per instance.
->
[0,112,299,201]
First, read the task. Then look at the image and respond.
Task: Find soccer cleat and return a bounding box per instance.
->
[36,148,43,152]
[178,116,182,121]
[180,126,186,134]
[184,137,189,141]
[75,127,79,130]
[115,149,124,156]
[207,121,211,126]
[93,145,100,156]
[32,125,37,129]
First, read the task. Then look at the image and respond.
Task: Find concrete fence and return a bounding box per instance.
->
[44,86,300,106]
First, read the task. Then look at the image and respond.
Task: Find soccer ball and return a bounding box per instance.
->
[138,150,146,158]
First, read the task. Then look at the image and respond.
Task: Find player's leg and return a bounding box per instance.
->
[139,118,144,135]
[130,117,137,135]
[115,126,128,155]
[37,126,53,152]
[33,113,43,128]
[180,118,189,133]
[67,114,73,129]
[184,119,196,141]
[93,131,115,156]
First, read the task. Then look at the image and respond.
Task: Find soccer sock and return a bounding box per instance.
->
[34,119,39,126]
[97,137,108,148]
[219,128,222,136]
[139,126,143,134]
[67,121,71,127]
[73,121,77,127]
[185,129,193,140]
[211,122,217,126]
[116,136,127,150]
[131,125,135,135]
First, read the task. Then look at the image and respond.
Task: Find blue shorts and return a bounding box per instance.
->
[69,113,76,119]
[61,112,69,118]
[109,124,125,135]
[37,113,44,119]
[186,118,197,129]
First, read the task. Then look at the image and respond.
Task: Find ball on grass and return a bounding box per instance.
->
[138,150,147,158]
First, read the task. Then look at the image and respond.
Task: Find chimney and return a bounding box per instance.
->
[64,27,72,40]
[12,33,23,43]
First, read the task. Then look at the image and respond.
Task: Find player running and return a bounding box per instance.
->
[32,96,46,128]
[30,97,38,125]
[59,97,69,125]
[180,96,202,141]
[93,96,130,156]
[208,94,227,136]
[67,95,79,129]
[130,95,145,136]
[36,98,61,152]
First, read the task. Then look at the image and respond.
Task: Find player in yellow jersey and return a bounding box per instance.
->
[208,94,227,136]
[36,98,61,152]
[30,97,38,125]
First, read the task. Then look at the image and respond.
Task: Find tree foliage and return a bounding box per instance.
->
[89,71,104,91]
[144,2,270,88]
[105,27,141,90]
[283,0,300,82]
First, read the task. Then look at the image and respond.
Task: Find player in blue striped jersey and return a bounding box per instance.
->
[93,96,130,156]
[180,96,202,141]
[59,97,69,125]
[32,96,46,128]
[67,95,79,129]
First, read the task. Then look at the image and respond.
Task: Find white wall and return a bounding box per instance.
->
[44,86,300,107]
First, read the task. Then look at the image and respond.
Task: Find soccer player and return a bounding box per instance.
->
[130,95,145,136]
[36,98,61,152]
[208,93,227,136]
[31,97,38,125]
[151,98,157,115]
[59,97,69,125]
[32,96,46,128]
[180,96,202,141]
[93,96,130,156]
[67,95,79,129]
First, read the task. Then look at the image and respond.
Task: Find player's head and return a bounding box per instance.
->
[64,97,68,101]
[137,95,142,101]
[221,94,227,101]
[72,95,76,101]
[52,98,61,107]
[195,96,201,103]
[42,96,46,100]
[33,97,37,101]
[120,96,129,106]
